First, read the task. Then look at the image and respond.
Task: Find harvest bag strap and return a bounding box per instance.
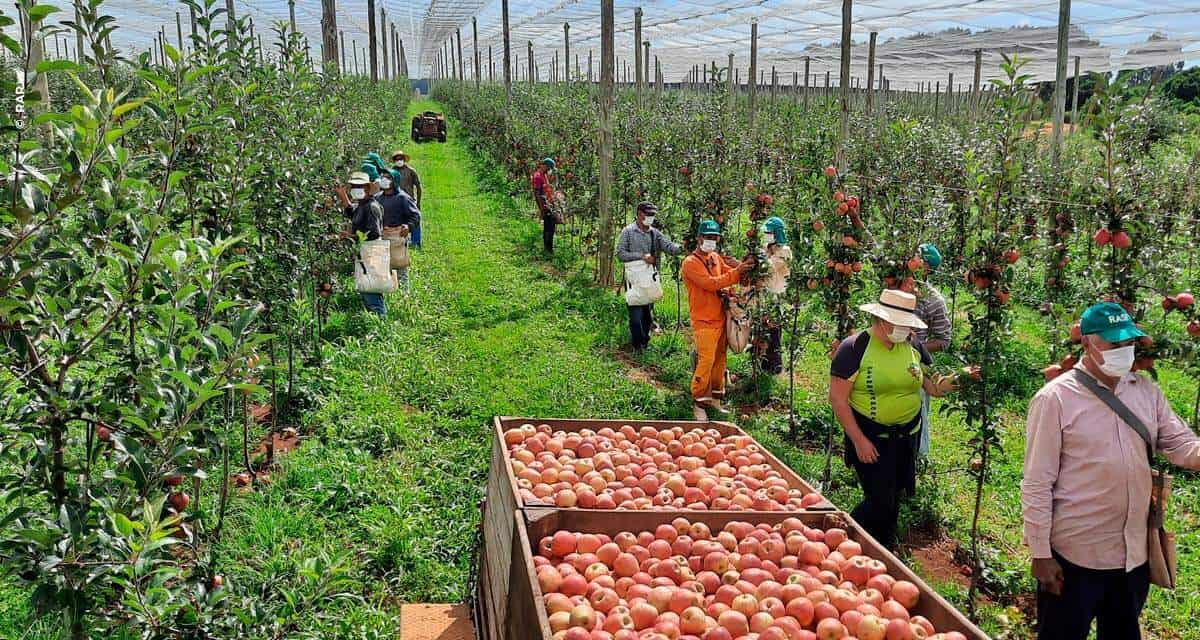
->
[1071,368,1153,459]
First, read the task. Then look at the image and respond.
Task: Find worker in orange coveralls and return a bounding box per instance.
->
[683,219,754,421]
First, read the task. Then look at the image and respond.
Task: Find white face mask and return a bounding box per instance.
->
[379,178,393,190]
[349,187,366,201]
[395,161,406,168]
[763,232,775,246]
[700,239,718,252]
[887,325,912,343]
[642,216,655,227]
[1097,344,1135,377]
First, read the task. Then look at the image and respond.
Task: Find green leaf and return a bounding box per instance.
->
[112,512,135,536]
[28,5,61,21]
[112,99,146,118]
[35,60,85,74]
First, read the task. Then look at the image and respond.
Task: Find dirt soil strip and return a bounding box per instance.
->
[399,604,475,640]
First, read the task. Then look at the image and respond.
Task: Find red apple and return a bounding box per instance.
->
[1093,228,1112,246]
[1112,231,1131,248]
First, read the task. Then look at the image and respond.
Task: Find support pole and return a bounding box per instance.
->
[502,0,512,95]
[225,0,236,53]
[457,27,464,80]
[803,57,810,111]
[837,0,851,171]
[748,20,758,127]
[380,9,388,81]
[1050,0,1072,166]
[634,8,643,93]
[400,35,408,77]
[564,23,570,83]
[339,30,346,74]
[598,0,616,288]
[972,49,982,115]
[176,12,184,56]
[527,40,534,85]
[1071,55,1081,130]
[865,31,877,115]
[727,52,735,116]
[475,18,482,86]
[75,3,85,60]
[366,0,377,83]
[644,41,650,91]
[288,0,297,33]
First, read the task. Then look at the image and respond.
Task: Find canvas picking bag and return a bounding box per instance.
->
[354,239,398,294]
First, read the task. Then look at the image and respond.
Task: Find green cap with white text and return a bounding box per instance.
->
[1080,302,1146,343]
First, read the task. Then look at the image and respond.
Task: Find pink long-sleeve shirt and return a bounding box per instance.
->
[1022,363,1200,571]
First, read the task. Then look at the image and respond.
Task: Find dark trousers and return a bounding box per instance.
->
[845,411,919,549]
[755,324,783,374]
[542,215,557,252]
[629,304,654,350]
[1037,551,1150,640]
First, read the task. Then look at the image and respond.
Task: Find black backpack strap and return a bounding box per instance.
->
[1070,368,1154,458]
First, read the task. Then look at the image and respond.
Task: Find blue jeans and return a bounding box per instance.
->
[360,292,386,316]
[411,225,422,248]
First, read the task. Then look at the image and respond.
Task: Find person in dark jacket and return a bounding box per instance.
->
[336,171,386,316]
[376,169,421,285]
[390,150,423,248]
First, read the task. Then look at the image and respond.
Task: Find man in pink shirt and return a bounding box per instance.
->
[1022,301,1200,639]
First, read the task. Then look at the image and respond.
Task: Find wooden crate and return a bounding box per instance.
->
[487,416,836,523]
[485,509,990,640]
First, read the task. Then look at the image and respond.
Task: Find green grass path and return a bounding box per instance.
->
[202,98,687,636]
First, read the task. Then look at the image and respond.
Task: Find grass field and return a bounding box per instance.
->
[3,97,1197,639]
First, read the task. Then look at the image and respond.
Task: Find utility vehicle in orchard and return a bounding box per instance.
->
[411,111,447,143]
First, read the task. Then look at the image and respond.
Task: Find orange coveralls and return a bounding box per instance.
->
[682,250,742,402]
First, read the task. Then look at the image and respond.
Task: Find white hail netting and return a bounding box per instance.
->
[8,1,424,73]
[424,0,1200,88]
[8,1,1198,86]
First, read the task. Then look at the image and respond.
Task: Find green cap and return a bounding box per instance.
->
[1080,302,1146,343]
[762,216,788,246]
[919,243,942,269]
[698,219,721,237]
[542,157,556,170]
[360,162,380,181]
[366,152,387,172]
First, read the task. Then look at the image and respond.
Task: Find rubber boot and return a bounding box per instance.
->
[692,404,709,421]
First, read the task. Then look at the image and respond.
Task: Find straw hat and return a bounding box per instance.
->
[859,289,927,329]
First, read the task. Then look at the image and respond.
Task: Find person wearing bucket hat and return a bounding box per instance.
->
[829,289,958,547]
[752,216,792,374]
[391,150,423,247]
[683,219,755,420]
[617,202,683,352]
[531,157,559,252]
[1023,302,1200,639]
[336,171,387,316]
[360,161,381,193]
[895,242,953,462]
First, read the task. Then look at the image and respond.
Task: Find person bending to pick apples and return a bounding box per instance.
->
[1022,301,1200,640]
[829,289,957,548]
[683,220,754,421]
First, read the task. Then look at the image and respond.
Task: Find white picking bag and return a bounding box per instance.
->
[354,239,399,294]
[624,260,664,306]
[381,227,411,269]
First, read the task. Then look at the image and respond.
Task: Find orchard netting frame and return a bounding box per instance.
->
[9,1,1197,85]
[423,0,1200,87]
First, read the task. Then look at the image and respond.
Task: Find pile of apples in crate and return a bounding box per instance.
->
[504,424,825,511]
[534,517,968,640]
